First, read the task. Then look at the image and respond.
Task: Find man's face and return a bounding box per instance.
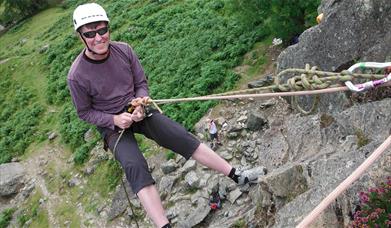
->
[80,22,110,55]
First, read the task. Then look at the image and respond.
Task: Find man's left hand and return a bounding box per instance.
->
[131,105,145,122]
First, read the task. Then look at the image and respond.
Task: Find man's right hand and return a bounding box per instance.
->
[113,112,133,129]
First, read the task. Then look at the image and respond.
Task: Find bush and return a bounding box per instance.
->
[0,208,15,228]
[350,177,391,227]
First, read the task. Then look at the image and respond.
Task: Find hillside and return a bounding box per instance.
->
[0,0,321,226]
[3,0,391,228]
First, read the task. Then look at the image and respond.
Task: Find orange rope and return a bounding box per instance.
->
[152,86,350,104]
[297,135,391,228]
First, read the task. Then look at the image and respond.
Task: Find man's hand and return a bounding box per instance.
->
[131,105,145,122]
[113,112,133,129]
[130,97,150,106]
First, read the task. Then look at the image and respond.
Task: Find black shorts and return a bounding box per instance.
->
[210,133,218,140]
[97,110,200,194]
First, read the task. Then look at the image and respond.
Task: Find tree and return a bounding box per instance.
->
[0,0,49,25]
[231,0,321,44]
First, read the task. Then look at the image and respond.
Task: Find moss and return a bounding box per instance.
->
[231,219,246,228]
[355,128,370,148]
[320,113,335,128]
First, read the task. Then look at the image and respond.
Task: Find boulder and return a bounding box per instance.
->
[277,0,391,113]
[0,162,26,197]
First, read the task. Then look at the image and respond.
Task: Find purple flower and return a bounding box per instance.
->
[370,212,379,220]
[362,216,369,223]
[359,192,369,204]
[375,208,385,214]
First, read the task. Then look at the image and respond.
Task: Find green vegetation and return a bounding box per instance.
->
[355,128,370,148]
[0,65,44,163]
[53,201,80,227]
[85,159,123,198]
[0,0,61,26]
[43,0,320,159]
[232,219,246,228]
[0,208,15,228]
[17,189,49,227]
[0,1,323,226]
[165,151,176,160]
[0,0,321,164]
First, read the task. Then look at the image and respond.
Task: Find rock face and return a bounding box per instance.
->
[0,162,26,197]
[277,0,391,113]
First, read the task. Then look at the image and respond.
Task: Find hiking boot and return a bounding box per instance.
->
[236,166,267,186]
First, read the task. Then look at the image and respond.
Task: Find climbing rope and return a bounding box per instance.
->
[297,135,391,228]
[151,63,389,104]
[111,62,390,227]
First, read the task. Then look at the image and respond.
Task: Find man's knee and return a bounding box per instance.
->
[122,160,148,176]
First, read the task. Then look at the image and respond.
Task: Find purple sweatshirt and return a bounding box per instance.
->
[67,42,148,129]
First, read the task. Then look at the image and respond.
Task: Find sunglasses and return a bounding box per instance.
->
[82,27,109,39]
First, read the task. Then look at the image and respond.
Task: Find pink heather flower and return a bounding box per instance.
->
[377,187,385,194]
[354,211,362,219]
[386,220,391,226]
[389,213,391,220]
[361,216,369,223]
[370,212,379,220]
[375,208,385,214]
[359,192,369,204]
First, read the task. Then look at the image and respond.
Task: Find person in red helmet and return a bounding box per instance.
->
[68,3,266,227]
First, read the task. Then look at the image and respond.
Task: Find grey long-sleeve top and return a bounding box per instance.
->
[67,42,148,129]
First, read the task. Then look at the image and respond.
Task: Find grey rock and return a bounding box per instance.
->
[0,163,25,197]
[84,128,96,143]
[177,198,211,228]
[277,0,391,114]
[246,112,267,131]
[247,74,274,88]
[108,179,136,220]
[184,171,200,188]
[68,177,81,187]
[228,188,242,204]
[38,44,49,54]
[161,159,178,174]
[48,132,57,140]
[180,160,196,174]
[262,165,308,199]
[158,176,175,199]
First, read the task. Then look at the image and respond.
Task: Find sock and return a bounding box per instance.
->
[162,223,171,228]
[228,167,239,183]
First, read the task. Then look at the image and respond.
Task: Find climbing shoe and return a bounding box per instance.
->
[236,166,267,186]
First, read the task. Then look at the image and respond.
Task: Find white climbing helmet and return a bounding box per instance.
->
[73,3,109,31]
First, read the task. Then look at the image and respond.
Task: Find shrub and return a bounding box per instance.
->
[350,177,391,227]
[0,208,15,228]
